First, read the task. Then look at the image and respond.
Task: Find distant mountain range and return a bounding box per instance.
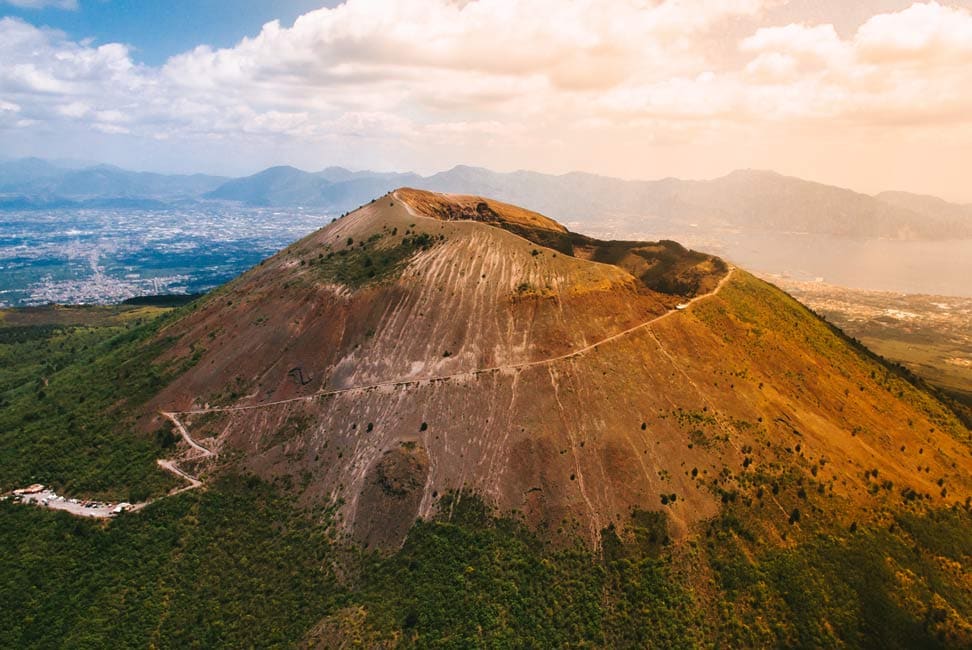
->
[2,157,971,240]
[203,165,421,208]
[0,158,226,202]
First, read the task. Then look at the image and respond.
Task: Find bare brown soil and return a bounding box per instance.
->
[141,190,972,549]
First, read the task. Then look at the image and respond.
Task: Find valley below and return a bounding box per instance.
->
[0,206,330,307]
[5,0,972,644]
[772,279,972,409]
[1,189,970,648]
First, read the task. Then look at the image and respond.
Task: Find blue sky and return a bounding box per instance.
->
[1,0,971,201]
[0,0,340,65]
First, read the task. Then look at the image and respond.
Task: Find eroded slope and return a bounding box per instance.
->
[144,190,972,549]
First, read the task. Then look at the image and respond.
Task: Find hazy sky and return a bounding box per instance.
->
[2,0,971,201]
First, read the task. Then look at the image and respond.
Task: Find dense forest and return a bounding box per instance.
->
[1,306,970,648]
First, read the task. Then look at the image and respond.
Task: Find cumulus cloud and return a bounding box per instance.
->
[0,1,777,145]
[2,0,77,9]
[855,1,972,63]
[1,1,971,186]
[159,0,769,109]
[733,1,972,124]
[742,23,847,64]
[0,17,145,138]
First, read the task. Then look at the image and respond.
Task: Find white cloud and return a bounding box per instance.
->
[855,1,972,64]
[161,0,769,100]
[57,101,88,117]
[143,0,782,147]
[91,122,129,135]
[742,23,848,66]
[730,1,972,124]
[2,0,77,8]
[1,1,971,194]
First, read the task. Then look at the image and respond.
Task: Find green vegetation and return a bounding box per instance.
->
[6,476,968,648]
[584,237,727,296]
[0,474,340,649]
[0,485,629,647]
[782,284,972,421]
[2,277,971,647]
[269,493,700,647]
[705,504,972,648]
[355,496,605,646]
[312,231,439,288]
[0,305,196,500]
[478,218,728,297]
[700,272,970,444]
[121,293,203,307]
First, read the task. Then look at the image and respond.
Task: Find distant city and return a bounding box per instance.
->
[0,206,329,307]
[3,157,972,304]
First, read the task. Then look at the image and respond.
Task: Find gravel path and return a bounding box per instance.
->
[170,266,735,417]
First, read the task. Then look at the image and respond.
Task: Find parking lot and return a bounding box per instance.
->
[5,486,131,518]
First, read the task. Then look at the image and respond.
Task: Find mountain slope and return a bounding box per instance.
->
[203,165,421,208]
[0,159,226,200]
[678,169,928,237]
[877,189,972,226]
[138,189,971,551]
[422,167,972,239]
[3,189,971,647]
[203,166,330,206]
[0,157,65,186]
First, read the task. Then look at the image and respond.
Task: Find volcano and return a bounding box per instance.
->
[144,189,972,550]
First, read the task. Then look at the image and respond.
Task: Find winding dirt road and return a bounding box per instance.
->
[14,413,217,519]
[19,195,735,519]
[26,263,733,519]
[169,266,735,418]
[152,411,216,494]
[155,193,735,499]
[148,261,733,505]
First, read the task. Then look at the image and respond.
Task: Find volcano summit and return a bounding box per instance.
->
[142,189,971,552]
[4,188,972,647]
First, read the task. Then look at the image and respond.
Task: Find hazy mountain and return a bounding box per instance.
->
[877,190,972,225]
[420,166,972,240]
[421,164,642,219]
[686,170,964,239]
[0,158,227,202]
[204,162,972,239]
[0,157,66,186]
[3,157,971,240]
[203,166,330,206]
[316,165,417,185]
[203,165,419,208]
